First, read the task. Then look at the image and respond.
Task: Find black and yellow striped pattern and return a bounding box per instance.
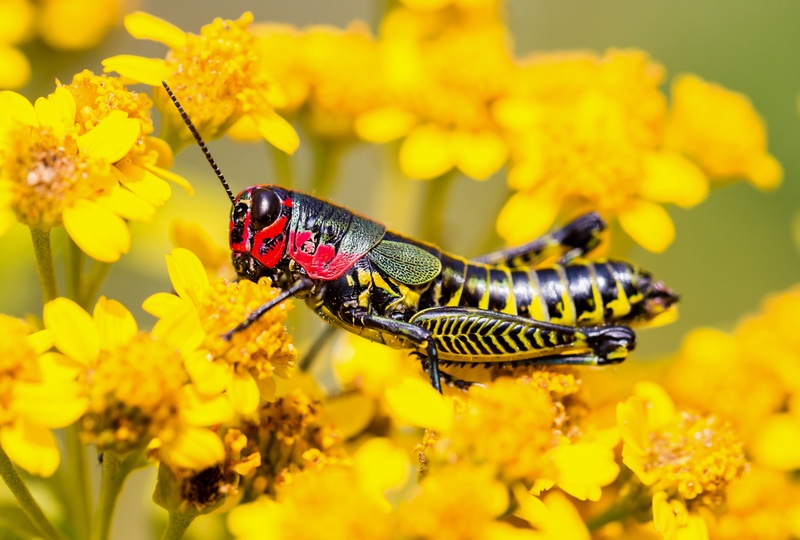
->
[419,252,643,327]
[410,307,588,362]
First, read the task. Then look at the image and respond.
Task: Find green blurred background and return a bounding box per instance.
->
[3,0,800,361]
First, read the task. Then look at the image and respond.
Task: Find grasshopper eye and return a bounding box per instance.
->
[251,188,282,230]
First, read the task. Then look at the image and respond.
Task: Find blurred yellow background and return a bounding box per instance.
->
[2,0,799,361]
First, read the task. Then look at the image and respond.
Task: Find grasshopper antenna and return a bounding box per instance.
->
[161,81,236,205]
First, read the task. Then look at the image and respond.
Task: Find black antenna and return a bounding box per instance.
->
[161,81,236,205]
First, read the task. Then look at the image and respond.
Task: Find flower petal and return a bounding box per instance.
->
[142,162,193,195]
[228,372,261,415]
[77,110,140,163]
[353,437,409,494]
[93,296,137,351]
[180,385,235,426]
[0,45,31,90]
[184,350,232,396]
[63,199,131,262]
[13,381,88,428]
[751,414,800,471]
[142,292,184,319]
[96,185,156,222]
[354,107,416,143]
[165,248,209,305]
[112,163,171,207]
[101,55,172,86]
[124,12,187,49]
[617,199,675,253]
[253,111,300,155]
[0,91,36,126]
[398,124,454,180]
[28,329,53,355]
[451,129,508,181]
[1,421,60,476]
[496,189,559,247]
[384,376,453,432]
[43,297,99,366]
[549,443,619,501]
[640,152,709,208]
[158,427,224,471]
[151,299,205,355]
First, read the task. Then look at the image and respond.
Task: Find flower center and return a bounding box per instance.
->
[80,333,186,452]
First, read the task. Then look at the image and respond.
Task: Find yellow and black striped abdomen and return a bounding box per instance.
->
[420,254,648,326]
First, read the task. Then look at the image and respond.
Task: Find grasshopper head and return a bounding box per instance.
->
[230,185,294,283]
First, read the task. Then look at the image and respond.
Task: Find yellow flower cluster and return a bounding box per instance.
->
[98,3,779,252]
[0,3,791,540]
[0,72,190,262]
[0,0,123,89]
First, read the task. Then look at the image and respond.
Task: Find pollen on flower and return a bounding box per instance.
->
[441,377,561,482]
[65,70,154,136]
[619,386,748,512]
[81,333,187,452]
[3,127,113,230]
[648,411,746,503]
[198,278,297,381]
[234,389,346,499]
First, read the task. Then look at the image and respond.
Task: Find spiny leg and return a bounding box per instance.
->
[472,212,606,267]
[410,306,636,366]
[222,278,314,341]
[416,355,483,391]
[342,310,444,394]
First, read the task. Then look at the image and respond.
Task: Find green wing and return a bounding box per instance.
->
[368,240,442,285]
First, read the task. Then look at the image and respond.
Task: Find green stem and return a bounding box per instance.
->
[271,144,296,189]
[310,140,342,199]
[419,170,457,246]
[63,425,92,540]
[90,451,119,540]
[586,500,632,532]
[65,238,83,301]
[0,446,65,540]
[80,261,111,310]
[30,228,58,303]
[161,509,199,540]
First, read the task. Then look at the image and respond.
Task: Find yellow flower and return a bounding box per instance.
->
[0,314,86,476]
[233,389,347,499]
[425,376,618,501]
[0,0,34,89]
[399,0,502,12]
[144,248,297,416]
[0,74,190,262]
[709,466,800,540]
[103,12,299,154]
[156,428,261,514]
[356,9,512,180]
[169,219,235,281]
[228,457,400,540]
[37,0,121,50]
[495,50,709,253]
[617,382,747,540]
[665,74,781,190]
[664,327,784,445]
[43,296,231,472]
[396,462,536,540]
